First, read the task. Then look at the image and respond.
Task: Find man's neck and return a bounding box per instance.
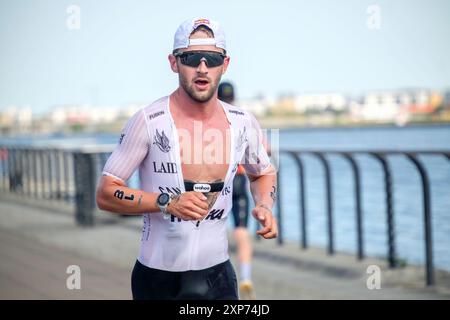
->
[170,88,219,121]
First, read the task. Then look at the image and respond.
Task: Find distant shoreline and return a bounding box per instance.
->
[258,118,450,131]
[1,120,450,139]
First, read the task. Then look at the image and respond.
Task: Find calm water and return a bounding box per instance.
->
[1,125,449,270]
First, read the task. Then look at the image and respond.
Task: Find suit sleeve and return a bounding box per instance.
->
[102,109,149,182]
[242,113,273,176]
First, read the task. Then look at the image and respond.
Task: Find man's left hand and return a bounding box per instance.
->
[252,204,278,239]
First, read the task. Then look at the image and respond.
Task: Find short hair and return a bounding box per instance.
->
[192,25,214,38]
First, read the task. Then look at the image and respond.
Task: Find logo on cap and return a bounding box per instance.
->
[193,183,211,193]
[194,18,210,27]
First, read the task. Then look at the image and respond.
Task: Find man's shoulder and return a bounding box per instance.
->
[133,96,168,122]
[142,96,168,113]
[220,100,253,120]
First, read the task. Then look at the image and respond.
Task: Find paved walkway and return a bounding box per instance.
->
[0,197,449,300]
[0,229,130,299]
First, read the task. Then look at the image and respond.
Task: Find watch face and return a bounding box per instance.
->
[157,193,170,206]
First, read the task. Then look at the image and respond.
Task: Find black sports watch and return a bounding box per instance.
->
[157,193,172,219]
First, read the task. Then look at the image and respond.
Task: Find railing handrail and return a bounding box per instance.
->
[0,144,117,153]
[3,144,450,155]
[281,149,450,155]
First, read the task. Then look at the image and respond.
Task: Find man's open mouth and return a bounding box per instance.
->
[195,79,209,85]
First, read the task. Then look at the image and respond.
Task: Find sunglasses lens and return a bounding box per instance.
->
[179,52,224,67]
[205,53,224,67]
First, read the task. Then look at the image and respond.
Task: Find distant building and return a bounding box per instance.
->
[49,105,89,126]
[50,104,135,126]
[273,94,296,115]
[444,90,450,108]
[354,89,441,123]
[0,106,33,133]
[359,91,399,122]
[294,93,347,113]
[239,96,271,117]
[90,106,121,124]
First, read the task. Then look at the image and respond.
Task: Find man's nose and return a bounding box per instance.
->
[196,58,209,73]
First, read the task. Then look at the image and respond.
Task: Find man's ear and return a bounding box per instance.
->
[168,54,179,73]
[222,56,230,74]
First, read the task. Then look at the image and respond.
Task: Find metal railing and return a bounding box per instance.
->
[0,145,448,286]
[0,146,76,203]
[0,145,112,225]
[272,149,450,287]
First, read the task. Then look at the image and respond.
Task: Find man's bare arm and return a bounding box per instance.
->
[247,165,277,209]
[96,175,209,219]
[96,175,161,214]
[247,165,278,239]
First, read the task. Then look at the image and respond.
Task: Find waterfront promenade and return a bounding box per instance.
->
[1,195,449,300]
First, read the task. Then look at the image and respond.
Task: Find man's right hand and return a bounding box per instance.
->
[167,192,209,220]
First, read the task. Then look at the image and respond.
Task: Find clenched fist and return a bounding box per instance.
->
[167,192,209,221]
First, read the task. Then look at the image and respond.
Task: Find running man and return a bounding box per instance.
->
[218,81,255,300]
[96,17,277,300]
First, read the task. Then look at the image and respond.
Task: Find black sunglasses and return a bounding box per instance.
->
[174,51,226,68]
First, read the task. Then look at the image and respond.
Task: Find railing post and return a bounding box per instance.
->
[39,150,47,200]
[315,153,334,255]
[18,148,25,195]
[8,148,15,192]
[66,151,76,203]
[343,153,364,260]
[372,153,397,268]
[54,149,62,201]
[44,149,51,200]
[0,147,6,191]
[33,149,40,199]
[63,151,72,202]
[25,149,32,197]
[289,151,308,249]
[276,165,283,245]
[73,151,96,226]
[406,154,434,286]
[47,149,55,201]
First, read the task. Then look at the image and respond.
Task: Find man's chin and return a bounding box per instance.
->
[189,91,215,103]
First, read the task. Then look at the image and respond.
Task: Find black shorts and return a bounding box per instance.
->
[232,174,250,228]
[131,259,238,300]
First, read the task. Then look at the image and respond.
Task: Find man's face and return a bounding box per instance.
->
[169,31,230,103]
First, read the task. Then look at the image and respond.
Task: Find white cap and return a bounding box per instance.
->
[173,17,226,51]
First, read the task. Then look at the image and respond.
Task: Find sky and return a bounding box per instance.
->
[0,0,449,114]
